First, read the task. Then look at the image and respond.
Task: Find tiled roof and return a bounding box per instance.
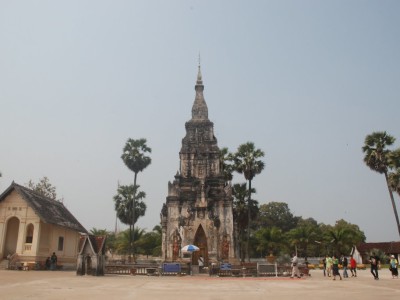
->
[0,182,87,233]
[357,242,400,254]
[78,234,106,254]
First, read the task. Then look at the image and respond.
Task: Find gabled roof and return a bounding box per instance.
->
[78,234,106,255]
[357,242,400,254]
[0,182,87,233]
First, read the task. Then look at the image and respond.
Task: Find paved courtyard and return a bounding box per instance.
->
[1,268,400,300]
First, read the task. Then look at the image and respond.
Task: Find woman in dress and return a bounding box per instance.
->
[331,255,342,281]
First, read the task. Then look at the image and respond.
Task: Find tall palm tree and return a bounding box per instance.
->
[114,184,147,258]
[389,170,400,197]
[362,131,400,237]
[388,149,400,197]
[232,142,265,261]
[232,183,257,261]
[121,138,151,259]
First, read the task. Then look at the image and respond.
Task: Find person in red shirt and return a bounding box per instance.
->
[350,255,357,277]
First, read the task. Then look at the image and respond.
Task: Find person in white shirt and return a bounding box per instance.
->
[291,253,301,278]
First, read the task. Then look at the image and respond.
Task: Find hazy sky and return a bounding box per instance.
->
[1,1,399,242]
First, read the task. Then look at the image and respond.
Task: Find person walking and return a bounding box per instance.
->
[340,255,349,278]
[332,255,342,281]
[325,255,333,277]
[290,253,301,278]
[350,255,357,277]
[389,255,398,279]
[369,252,380,280]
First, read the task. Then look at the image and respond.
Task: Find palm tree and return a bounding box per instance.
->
[389,170,400,196]
[286,225,318,258]
[324,227,352,256]
[232,183,258,261]
[114,184,147,258]
[232,142,265,261]
[121,138,151,258]
[388,149,400,197]
[115,228,145,256]
[90,228,109,236]
[254,226,283,257]
[362,131,400,237]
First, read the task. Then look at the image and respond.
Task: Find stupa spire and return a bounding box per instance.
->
[191,61,208,121]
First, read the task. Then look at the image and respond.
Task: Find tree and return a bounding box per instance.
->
[219,147,233,183]
[232,142,265,261]
[26,176,62,201]
[136,225,162,258]
[114,184,147,257]
[257,202,299,232]
[114,227,145,256]
[120,138,152,259]
[362,131,400,237]
[286,223,318,258]
[232,183,258,261]
[319,220,365,256]
[254,226,283,257]
[389,170,400,197]
[388,149,400,197]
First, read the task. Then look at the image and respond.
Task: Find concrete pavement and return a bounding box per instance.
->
[1,268,399,300]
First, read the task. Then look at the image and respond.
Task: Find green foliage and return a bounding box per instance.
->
[219,147,234,182]
[362,131,395,174]
[89,228,117,254]
[121,138,152,176]
[114,184,146,226]
[285,222,319,257]
[26,176,62,201]
[119,138,152,258]
[136,226,162,257]
[257,202,299,232]
[114,228,145,256]
[232,183,258,261]
[254,226,284,257]
[231,142,265,181]
[363,131,400,237]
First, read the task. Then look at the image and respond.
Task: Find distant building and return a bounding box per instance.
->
[0,182,87,268]
[160,66,235,266]
[355,242,400,263]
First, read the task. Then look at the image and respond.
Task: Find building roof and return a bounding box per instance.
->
[357,242,400,254]
[78,234,106,255]
[0,182,87,233]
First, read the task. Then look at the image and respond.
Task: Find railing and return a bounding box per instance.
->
[24,244,32,251]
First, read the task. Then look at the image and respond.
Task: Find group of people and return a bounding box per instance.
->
[45,252,58,270]
[322,254,357,280]
[321,252,399,280]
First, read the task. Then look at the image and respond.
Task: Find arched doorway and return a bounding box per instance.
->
[193,224,207,266]
[4,217,20,258]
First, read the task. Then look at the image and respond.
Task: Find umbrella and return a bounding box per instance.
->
[181,244,199,252]
[181,244,199,276]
